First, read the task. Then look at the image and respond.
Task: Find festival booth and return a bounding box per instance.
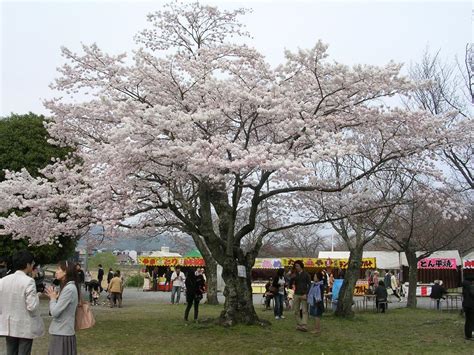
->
[251,257,376,295]
[138,251,205,291]
[401,250,462,292]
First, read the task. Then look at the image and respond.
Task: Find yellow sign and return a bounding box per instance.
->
[354,280,369,295]
[337,258,376,269]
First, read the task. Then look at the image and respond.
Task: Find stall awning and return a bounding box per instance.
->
[138,256,205,267]
[319,251,399,269]
[254,257,376,269]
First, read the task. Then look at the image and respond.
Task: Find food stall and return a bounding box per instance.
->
[138,255,206,291]
[251,257,376,295]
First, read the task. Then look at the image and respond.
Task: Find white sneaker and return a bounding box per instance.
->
[275,316,280,320]
[280,315,285,319]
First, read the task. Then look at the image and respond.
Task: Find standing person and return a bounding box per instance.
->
[184,269,205,322]
[0,250,44,355]
[461,275,474,341]
[84,271,92,292]
[373,271,380,292]
[321,269,328,291]
[199,268,207,283]
[108,271,123,308]
[106,268,114,290]
[328,271,335,293]
[75,264,85,292]
[44,261,79,355]
[374,280,388,313]
[390,272,402,302]
[164,267,172,290]
[273,268,286,320]
[264,278,274,310]
[97,264,104,292]
[289,260,311,332]
[308,271,325,335]
[152,267,159,291]
[171,266,185,304]
[383,270,391,288]
[430,280,446,310]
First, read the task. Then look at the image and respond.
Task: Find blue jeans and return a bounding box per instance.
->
[171,286,181,304]
[274,293,284,317]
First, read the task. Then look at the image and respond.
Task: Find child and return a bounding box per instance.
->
[92,289,100,305]
[308,271,325,335]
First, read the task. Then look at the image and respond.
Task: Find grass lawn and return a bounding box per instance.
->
[8,299,473,355]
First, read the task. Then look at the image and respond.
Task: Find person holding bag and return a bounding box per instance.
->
[45,260,79,355]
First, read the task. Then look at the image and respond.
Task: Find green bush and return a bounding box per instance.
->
[125,273,144,288]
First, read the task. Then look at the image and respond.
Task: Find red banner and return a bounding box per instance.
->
[463,259,474,269]
[138,256,206,267]
[417,258,457,269]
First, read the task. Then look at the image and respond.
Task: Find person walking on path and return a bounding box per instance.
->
[289,260,311,332]
[171,266,185,304]
[273,268,287,320]
[184,269,206,322]
[0,250,44,355]
[390,272,402,302]
[108,271,123,308]
[462,275,474,341]
[44,261,79,355]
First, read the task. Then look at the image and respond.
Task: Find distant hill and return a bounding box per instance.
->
[77,226,195,254]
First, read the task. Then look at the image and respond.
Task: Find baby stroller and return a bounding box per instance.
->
[88,279,101,305]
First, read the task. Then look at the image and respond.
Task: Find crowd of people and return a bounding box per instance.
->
[0,251,473,355]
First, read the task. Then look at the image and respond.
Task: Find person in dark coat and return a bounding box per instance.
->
[374,280,388,313]
[75,264,85,291]
[430,280,446,310]
[184,268,205,322]
[107,268,114,285]
[462,275,474,341]
[97,264,104,292]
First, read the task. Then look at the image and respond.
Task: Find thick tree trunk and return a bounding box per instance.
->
[218,258,263,326]
[335,245,363,317]
[405,249,418,308]
[205,257,219,305]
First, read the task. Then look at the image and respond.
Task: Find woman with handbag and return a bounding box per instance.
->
[44,260,79,355]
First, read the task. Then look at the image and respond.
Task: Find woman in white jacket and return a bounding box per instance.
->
[45,261,79,355]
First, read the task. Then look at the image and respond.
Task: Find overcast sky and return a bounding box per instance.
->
[1,0,471,117]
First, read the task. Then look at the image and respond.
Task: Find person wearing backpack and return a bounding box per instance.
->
[462,275,474,341]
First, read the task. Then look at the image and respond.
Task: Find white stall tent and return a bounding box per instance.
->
[318,251,402,270]
[399,250,462,267]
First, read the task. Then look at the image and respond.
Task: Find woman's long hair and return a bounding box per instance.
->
[57,260,80,299]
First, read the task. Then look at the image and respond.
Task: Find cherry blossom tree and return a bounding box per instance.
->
[0,2,465,324]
